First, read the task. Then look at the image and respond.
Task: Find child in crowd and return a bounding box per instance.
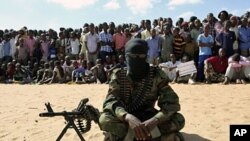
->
[62,56,74,82]
[82,61,96,84]
[50,60,65,84]
[71,60,82,82]
[39,63,53,84]
[91,59,107,84]
[5,62,15,83]
[77,53,85,66]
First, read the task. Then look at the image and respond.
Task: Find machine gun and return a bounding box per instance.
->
[39,98,100,141]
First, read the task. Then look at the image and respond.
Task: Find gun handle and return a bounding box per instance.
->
[45,102,54,112]
[76,98,89,112]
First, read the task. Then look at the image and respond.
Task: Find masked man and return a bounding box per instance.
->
[99,38,185,141]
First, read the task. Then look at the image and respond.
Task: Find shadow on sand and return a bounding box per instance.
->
[182,132,211,141]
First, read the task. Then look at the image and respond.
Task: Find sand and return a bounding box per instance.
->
[0,83,249,141]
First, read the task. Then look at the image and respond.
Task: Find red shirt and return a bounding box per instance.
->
[112,33,127,49]
[207,56,228,73]
[6,69,15,79]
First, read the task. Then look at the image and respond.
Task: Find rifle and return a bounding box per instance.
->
[39,98,100,141]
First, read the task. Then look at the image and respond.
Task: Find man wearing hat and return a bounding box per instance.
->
[99,38,185,141]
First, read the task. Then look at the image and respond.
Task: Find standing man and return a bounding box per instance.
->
[24,30,36,62]
[229,16,239,53]
[85,23,100,65]
[99,38,185,141]
[2,33,12,63]
[99,22,113,62]
[238,17,250,57]
[141,20,152,40]
[80,23,89,58]
[113,25,127,56]
[197,24,214,81]
[146,28,160,66]
[160,26,173,62]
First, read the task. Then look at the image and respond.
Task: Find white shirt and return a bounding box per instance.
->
[85,32,99,53]
[70,38,80,55]
[9,38,16,57]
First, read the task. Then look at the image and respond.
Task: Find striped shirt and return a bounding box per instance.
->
[173,35,186,59]
[99,31,113,52]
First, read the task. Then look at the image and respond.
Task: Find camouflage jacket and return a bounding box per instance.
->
[102,67,180,123]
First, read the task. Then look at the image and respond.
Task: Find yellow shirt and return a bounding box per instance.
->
[141,30,151,40]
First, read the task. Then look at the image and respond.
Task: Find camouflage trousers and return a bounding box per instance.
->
[99,111,185,140]
[204,64,225,82]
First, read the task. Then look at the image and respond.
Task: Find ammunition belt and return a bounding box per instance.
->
[119,67,155,113]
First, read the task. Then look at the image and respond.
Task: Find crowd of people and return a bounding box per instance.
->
[0,10,250,85]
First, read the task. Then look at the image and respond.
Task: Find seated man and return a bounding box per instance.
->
[62,56,74,82]
[159,54,181,81]
[91,59,108,84]
[106,55,127,81]
[38,63,53,84]
[223,53,250,84]
[71,60,84,82]
[82,61,96,84]
[13,63,31,84]
[204,48,228,83]
[0,63,5,83]
[99,39,185,141]
[49,61,65,84]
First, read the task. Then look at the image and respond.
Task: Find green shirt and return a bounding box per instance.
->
[160,34,173,61]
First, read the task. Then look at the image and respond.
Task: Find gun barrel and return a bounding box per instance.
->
[39,112,84,117]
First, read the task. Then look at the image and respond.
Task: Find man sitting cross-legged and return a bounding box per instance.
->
[204,48,228,84]
[223,53,250,84]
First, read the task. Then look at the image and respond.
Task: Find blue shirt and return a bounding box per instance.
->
[238,26,250,49]
[197,34,213,56]
[216,31,236,57]
[146,36,160,59]
[2,40,11,57]
[49,47,57,59]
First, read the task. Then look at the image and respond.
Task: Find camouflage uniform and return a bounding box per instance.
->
[204,63,225,82]
[99,67,185,140]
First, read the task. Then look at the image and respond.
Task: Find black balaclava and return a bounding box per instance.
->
[125,38,149,82]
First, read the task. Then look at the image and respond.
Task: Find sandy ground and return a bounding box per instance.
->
[0,83,249,141]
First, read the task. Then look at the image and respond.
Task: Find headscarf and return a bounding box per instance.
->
[125,38,149,82]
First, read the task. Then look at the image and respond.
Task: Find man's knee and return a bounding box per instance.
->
[158,113,185,135]
[99,113,112,130]
[171,113,185,131]
[99,113,128,139]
